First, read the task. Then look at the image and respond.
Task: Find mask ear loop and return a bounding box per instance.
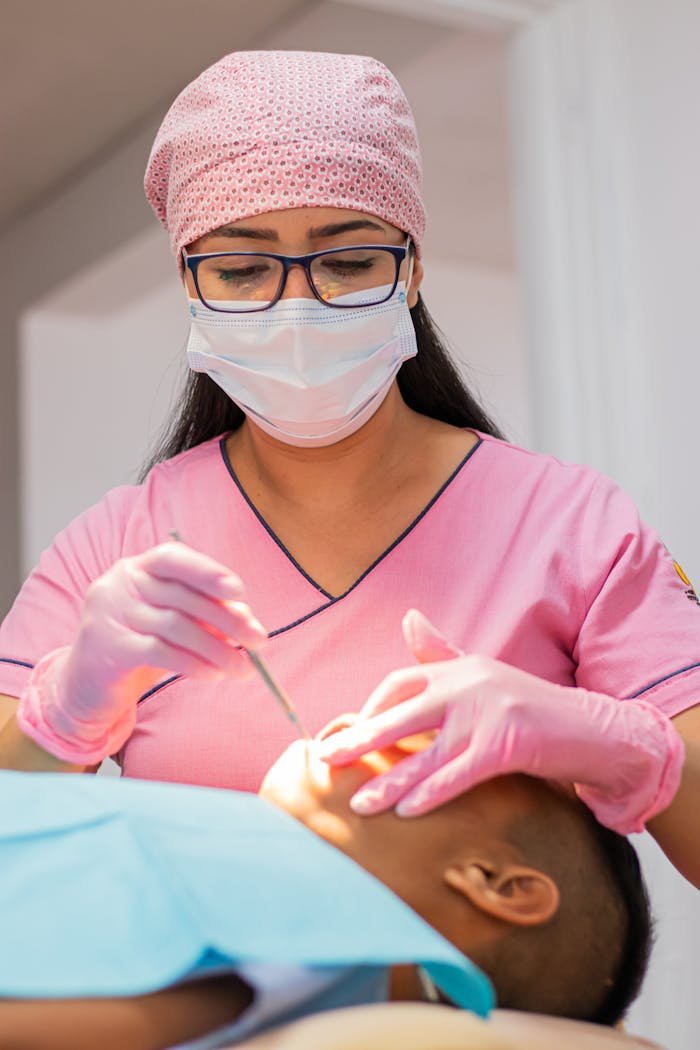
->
[418,966,457,1007]
[418,967,441,1003]
[404,235,415,296]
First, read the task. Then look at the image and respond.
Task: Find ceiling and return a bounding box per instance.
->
[1,0,517,266]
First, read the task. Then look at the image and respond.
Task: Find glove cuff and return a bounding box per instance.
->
[16,648,134,765]
[576,700,685,835]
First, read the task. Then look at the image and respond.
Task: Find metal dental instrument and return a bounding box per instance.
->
[169,530,311,740]
[245,649,311,741]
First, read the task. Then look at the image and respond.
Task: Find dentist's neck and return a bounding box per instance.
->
[226,383,425,509]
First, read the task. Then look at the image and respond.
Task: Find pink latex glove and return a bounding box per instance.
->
[16,541,267,765]
[319,609,685,835]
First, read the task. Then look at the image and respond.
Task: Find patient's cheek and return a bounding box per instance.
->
[259,741,303,801]
[259,743,355,849]
[259,741,329,811]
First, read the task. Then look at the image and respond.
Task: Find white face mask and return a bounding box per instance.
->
[185,283,418,447]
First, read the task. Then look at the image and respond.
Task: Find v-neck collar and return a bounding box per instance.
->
[219,434,483,630]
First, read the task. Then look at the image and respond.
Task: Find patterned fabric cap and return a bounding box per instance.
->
[144,50,425,269]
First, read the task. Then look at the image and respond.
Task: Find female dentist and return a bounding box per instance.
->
[0,51,697,888]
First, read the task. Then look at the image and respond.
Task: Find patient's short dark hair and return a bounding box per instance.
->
[580,822,652,1025]
[471,777,653,1025]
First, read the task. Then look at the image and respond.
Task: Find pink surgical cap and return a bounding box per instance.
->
[144,50,425,266]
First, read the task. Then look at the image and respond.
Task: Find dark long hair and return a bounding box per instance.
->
[139,295,504,479]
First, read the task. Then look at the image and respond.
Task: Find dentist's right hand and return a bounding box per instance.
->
[15,541,267,765]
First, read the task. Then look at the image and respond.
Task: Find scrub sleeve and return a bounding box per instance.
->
[0,433,698,791]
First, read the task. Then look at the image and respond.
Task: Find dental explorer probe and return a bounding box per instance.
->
[244,648,311,741]
[169,530,312,740]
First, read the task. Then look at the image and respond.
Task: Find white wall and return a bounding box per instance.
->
[19,228,188,574]
[510,3,700,1048]
[510,0,700,582]
[421,260,530,446]
[608,0,700,580]
[601,5,700,1042]
[0,120,160,613]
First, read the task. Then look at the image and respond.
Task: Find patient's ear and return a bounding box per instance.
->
[443,858,560,927]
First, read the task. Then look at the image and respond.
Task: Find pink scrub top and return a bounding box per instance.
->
[1,432,699,792]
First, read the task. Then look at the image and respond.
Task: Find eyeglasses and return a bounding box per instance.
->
[183,238,412,313]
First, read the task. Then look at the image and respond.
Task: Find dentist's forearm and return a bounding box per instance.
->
[648,708,700,889]
[0,704,86,773]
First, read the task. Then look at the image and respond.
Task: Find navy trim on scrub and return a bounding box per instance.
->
[221,437,335,599]
[139,674,181,702]
[629,661,700,699]
[219,433,484,624]
[131,651,700,710]
[136,436,484,707]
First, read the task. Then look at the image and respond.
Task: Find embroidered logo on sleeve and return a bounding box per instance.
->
[674,561,700,605]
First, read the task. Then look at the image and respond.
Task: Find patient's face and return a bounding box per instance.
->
[259,720,542,945]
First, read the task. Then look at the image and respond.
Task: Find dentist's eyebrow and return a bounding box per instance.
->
[203,217,389,244]
[205,218,388,240]
[307,219,387,238]
[206,224,280,241]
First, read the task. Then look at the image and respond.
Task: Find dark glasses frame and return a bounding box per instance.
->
[182,238,412,313]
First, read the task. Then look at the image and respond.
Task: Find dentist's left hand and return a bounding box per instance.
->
[318,609,684,835]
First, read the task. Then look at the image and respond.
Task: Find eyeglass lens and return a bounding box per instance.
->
[195,247,400,310]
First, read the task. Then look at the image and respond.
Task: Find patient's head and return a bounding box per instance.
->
[260,724,652,1026]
